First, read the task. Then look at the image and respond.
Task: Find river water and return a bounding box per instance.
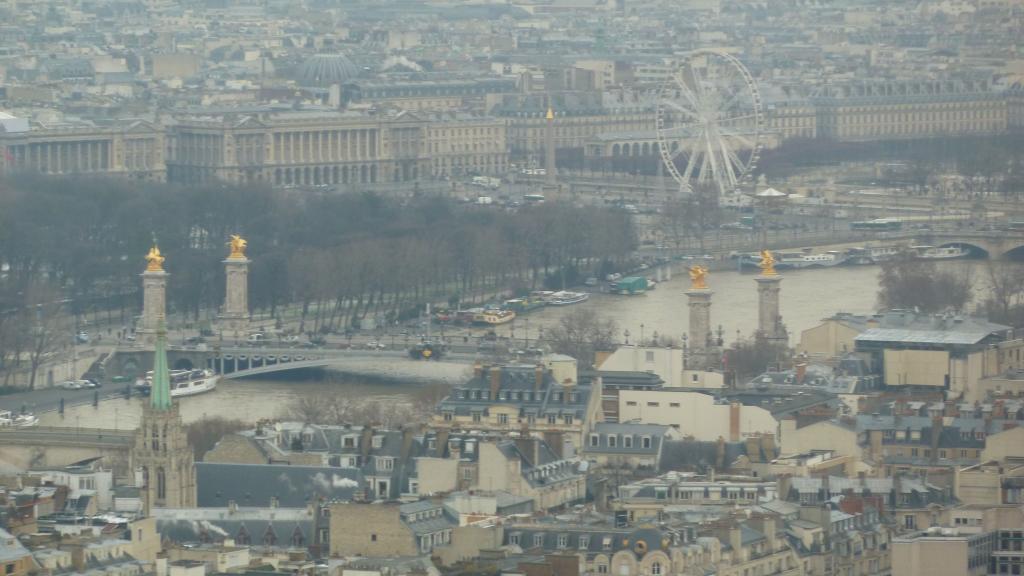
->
[43,260,1000,430]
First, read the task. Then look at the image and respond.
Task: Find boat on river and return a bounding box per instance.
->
[473,309,517,325]
[504,296,546,314]
[136,368,219,398]
[740,250,846,270]
[0,410,39,427]
[545,291,590,306]
[913,245,970,260]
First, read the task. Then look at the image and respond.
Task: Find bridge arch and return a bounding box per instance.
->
[935,241,989,258]
[1002,244,1024,261]
[173,358,194,371]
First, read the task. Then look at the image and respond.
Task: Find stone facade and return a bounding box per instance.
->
[138,269,168,347]
[755,275,786,342]
[0,120,166,182]
[133,403,197,511]
[685,288,713,370]
[328,503,419,557]
[219,256,250,337]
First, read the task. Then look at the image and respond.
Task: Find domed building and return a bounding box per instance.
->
[297,53,360,88]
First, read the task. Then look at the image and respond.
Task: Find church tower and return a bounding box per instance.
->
[133,246,197,513]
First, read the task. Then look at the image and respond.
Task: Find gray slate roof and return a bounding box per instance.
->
[196,462,362,508]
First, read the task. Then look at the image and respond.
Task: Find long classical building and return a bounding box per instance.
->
[166,108,508,185]
[812,79,1008,141]
[0,114,166,181]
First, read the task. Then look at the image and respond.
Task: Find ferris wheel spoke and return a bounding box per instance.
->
[661,99,701,121]
[718,126,755,149]
[717,112,759,125]
[703,134,722,189]
[713,131,741,187]
[659,124,699,140]
[673,72,704,110]
[680,137,703,182]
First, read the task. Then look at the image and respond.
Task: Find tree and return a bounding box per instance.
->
[186,417,247,460]
[980,261,1024,328]
[724,338,790,385]
[877,255,972,313]
[546,308,619,368]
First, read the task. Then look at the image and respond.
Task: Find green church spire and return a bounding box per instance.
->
[150,319,172,411]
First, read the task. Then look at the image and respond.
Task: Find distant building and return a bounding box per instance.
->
[433,357,602,451]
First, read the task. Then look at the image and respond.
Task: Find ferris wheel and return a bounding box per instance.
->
[656,49,764,197]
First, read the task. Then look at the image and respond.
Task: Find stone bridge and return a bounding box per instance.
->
[0,426,134,475]
[915,230,1024,259]
[107,346,475,383]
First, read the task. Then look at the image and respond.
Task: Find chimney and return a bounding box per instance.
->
[795,361,807,385]
[543,431,564,459]
[360,426,374,459]
[750,513,776,543]
[728,525,742,555]
[929,416,943,462]
[515,436,540,467]
[228,500,238,514]
[729,403,741,442]
[716,436,726,469]
[270,496,279,509]
[435,428,450,456]
[490,366,502,399]
[474,362,484,379]
[400,426,417,462]
[71,546,87,571]
[534,364,545,393]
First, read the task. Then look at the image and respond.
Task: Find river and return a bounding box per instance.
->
[41,259,1003,430]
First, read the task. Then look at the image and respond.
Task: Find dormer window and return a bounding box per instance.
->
[372,436,383,449]
[608,435,617,448]
[623,436,633,448]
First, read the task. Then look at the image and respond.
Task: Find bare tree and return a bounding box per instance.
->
[19,282,68,390]
[546,308,619,367]
[981,261,1024,327]
[877,255,972,313]
[186,417,247,460]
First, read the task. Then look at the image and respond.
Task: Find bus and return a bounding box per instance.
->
[523,194,545,204]
[850,218,903,232]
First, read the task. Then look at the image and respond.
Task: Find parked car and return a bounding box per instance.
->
[76,331,89,344]
[60,380,82,390]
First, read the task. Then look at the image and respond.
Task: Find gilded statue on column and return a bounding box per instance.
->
[228,234,248,259]
[145,245,165,272]
[689,265,708,289]
[759,249,777,276]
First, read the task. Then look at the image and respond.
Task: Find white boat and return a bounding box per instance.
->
[775,251,847,269]
[546,291,590,306]
[869,245,903,262]
[914,245,970,260]
[139,368,219,398]
[0,410,39,427]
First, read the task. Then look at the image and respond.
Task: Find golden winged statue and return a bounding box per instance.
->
[145,245,165,272]
[689,265,708,289]
[759,249,777,276]
[228,234,247,259]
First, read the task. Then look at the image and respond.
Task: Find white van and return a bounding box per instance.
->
[247,333,266,344]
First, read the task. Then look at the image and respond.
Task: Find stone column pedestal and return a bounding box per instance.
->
[138,269,168,348]
[755,275,786,342]
[685,288,713,369]
[220,256,250,338]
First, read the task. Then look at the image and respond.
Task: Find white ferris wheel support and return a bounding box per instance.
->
[656,49,764,198]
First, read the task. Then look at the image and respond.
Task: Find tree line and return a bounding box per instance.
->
[0,174,635,385]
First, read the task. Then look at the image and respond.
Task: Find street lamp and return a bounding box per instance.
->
[624,329,630,345]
